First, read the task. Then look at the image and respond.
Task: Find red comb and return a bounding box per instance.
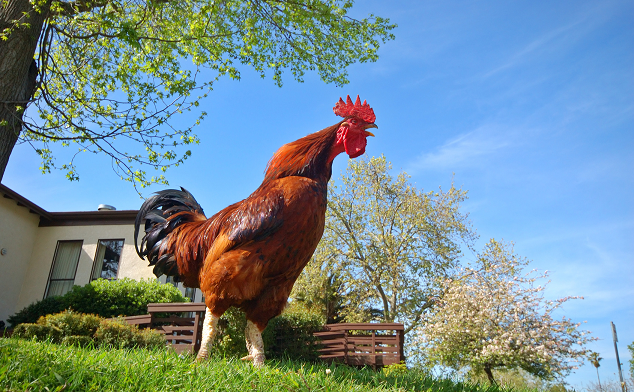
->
[333,95,376,123]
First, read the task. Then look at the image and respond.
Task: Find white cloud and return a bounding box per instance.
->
[524,225,634,319]
[408,125,519,173]
[481,18,587,79]
[479,1,621,80]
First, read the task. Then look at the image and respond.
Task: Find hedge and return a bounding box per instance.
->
[8,278,187,327]
[13,310,165,349]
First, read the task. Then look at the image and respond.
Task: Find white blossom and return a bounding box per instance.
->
[412,239,597,382]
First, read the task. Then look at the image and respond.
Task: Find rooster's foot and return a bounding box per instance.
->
[253,353,265,368]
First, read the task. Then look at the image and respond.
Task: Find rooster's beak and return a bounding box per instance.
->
[364,123,378,136]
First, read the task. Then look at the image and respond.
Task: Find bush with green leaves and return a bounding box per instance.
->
[38,310,101,337]
[6,296,66,327]
[8,278,187,326]
[211,307,248,358]
[12,323,62,342]
[61,335,93,347]
[12,310,165,349]
[210,304,324,360]
[94,318,164,349]
[263,306,324,361]
[62,278,188,318]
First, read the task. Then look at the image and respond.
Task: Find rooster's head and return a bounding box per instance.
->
[332,95,378,159]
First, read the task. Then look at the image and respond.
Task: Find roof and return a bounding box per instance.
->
[0,184,138,227]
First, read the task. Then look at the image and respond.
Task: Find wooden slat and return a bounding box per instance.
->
[163,335,197,342]
[315,337,347,345]
[324,323,404,331]
[112,314,152,327]
[161,325,196,332]
[314,331,346,338]
[348,336,398,344]
[122,314,151,322]
[317,347,346,354]
[193,311,201,352]
[148,303,207,312]
[319,353,346,359]
[350,346,399,353]
[151,317,196,324]
[318,345,347,351]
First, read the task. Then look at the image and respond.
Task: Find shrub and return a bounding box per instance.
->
[137,327,167,348]
[13,323,62,342]
[94,319,140,348]
[94,318,165,349]
[13,310,166,350]
[62,278,188,318]
[212,307,248,358]
[8,278,187,327]
[7,296,66,326]
[263,306,324,361]
[38,310,101,337]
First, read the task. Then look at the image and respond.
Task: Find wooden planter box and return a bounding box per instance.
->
[314,323,405,369]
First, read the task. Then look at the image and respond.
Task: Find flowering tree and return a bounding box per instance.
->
[292,155,476,333]
[415,239,596,385]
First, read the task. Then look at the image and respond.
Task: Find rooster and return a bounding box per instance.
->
[134,96,377,366]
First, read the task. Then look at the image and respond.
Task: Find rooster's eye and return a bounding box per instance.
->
[350,119,357,124]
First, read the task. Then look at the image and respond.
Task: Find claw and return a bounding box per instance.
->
[253,354,265,368]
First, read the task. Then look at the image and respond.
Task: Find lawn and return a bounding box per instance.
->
[0,338,507,392]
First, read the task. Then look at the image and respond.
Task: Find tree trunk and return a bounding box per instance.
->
[483,366,497,386]
[0,0,47,181]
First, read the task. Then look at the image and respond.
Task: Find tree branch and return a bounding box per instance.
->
[52,0,110,17]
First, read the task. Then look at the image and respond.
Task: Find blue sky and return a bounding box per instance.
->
[3,0,633,388]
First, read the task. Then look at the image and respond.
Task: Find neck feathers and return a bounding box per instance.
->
[263,123,341,184]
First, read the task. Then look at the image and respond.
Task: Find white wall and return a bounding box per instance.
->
[14,223,155,317]
[0,197,40,324]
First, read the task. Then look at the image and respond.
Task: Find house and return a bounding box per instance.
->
[0,184,202,325]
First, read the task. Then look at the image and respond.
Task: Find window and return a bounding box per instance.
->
[165,275,178,287]
[184,287,197,302]
[45,240,82,298]
[91,239,124,280]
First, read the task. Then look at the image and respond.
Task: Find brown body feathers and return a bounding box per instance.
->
[136,96,376,362]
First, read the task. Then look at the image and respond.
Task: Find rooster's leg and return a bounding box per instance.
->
[242,320,265,367]
[240,330,254,361]
[196,307,219,361]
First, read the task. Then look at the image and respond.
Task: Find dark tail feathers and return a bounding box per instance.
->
[134,187,205,279]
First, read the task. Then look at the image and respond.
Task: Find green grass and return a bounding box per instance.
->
[0,338,504,392]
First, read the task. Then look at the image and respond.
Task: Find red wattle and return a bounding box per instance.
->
[336,126,367,159]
